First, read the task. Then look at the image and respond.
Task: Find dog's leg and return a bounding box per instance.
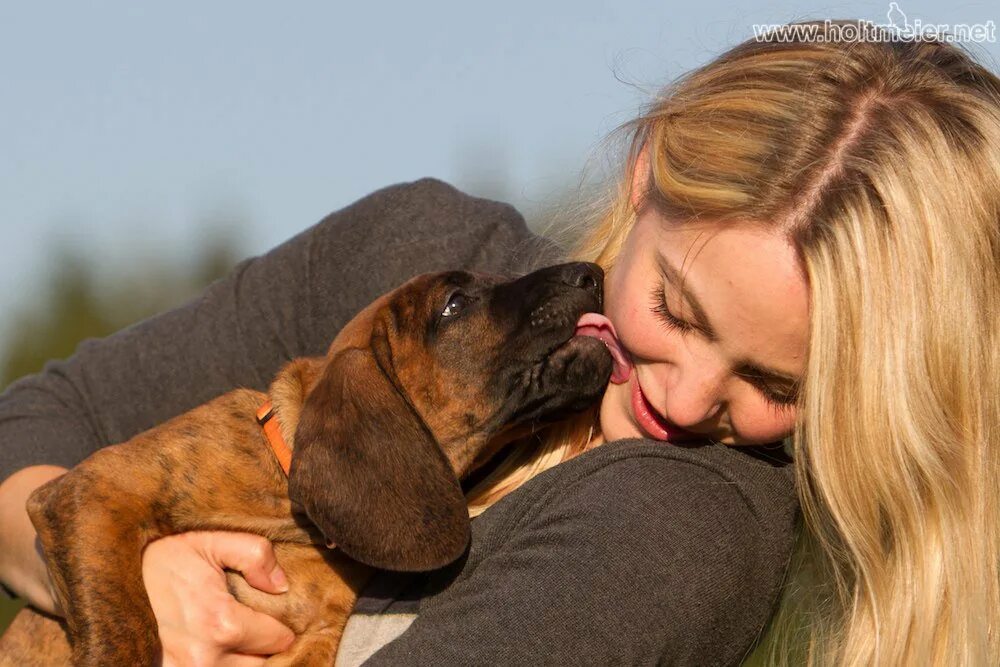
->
[226,543,372,666]
[265,632,341,667]
[25,391,307,666]
[27,458,162,666]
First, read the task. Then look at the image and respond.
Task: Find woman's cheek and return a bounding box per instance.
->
[604,275,665,361]
[730,399,797,444]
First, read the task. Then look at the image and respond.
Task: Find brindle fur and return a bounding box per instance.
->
[0,264,612,666]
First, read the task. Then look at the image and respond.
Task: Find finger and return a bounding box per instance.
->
[216,600,297,655]
[216,653,269,667]
[192,532,289,594]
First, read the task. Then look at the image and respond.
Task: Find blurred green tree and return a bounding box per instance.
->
[0,238,242,388]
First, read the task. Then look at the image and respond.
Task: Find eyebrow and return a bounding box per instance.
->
[655,253,802,389]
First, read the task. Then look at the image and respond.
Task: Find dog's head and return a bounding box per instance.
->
[288,262,613,571]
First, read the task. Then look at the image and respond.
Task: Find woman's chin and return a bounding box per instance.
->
[596,381,641,443]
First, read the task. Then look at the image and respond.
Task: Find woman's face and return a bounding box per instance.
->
[598,209,810,446]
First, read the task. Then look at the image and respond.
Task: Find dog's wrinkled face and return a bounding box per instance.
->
[381,262,613,475]
[290,262,612,572]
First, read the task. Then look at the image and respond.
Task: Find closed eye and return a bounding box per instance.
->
[733,368,799,408]
[648,284,697,335]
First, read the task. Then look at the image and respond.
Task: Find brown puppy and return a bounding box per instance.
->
[0,262,613,666]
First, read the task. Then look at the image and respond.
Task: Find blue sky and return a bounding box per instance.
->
[1,1,997,348]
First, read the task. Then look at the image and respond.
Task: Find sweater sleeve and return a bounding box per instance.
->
[0,177,562,485]
[363,441,798,667]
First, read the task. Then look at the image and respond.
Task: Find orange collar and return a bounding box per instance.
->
[257,400,336,549]
[256,401,292,476]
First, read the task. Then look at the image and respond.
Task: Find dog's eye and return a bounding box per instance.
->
[441,291,468,318]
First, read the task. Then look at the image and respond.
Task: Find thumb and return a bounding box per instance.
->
[188,531,290,594]
[216,600,297,656]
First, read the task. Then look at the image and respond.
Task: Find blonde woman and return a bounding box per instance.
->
[1,19,996,665]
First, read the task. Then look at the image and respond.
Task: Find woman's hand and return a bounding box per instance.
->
[142,531,296,667]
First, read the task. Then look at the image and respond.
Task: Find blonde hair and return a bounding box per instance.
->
[467,20,1000,664]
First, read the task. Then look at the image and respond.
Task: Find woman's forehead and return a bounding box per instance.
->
[643,214,810,377]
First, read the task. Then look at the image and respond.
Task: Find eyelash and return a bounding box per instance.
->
[648,283,696,336]
[646,283,798,410]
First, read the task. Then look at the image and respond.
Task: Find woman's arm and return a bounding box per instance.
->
[0,178,559,622]
[361,440,798,666]
[0,177,558,482]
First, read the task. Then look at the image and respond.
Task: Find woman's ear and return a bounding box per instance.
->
[630,140,652,212]
[288,347,470,572]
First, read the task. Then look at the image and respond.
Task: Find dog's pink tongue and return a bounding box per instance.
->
[574,312,632,384]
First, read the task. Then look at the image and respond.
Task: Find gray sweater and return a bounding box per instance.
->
[0,178,798,665]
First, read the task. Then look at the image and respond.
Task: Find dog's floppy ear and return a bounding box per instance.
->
[288,346,470,572]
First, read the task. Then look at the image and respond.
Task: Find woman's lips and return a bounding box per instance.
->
[630,373,698,443]
[573,312,632,384]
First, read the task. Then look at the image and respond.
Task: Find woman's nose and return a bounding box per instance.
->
[660,363,726,428]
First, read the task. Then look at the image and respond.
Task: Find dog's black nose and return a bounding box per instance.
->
[554,262,603,301]
[496,261,606,321]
